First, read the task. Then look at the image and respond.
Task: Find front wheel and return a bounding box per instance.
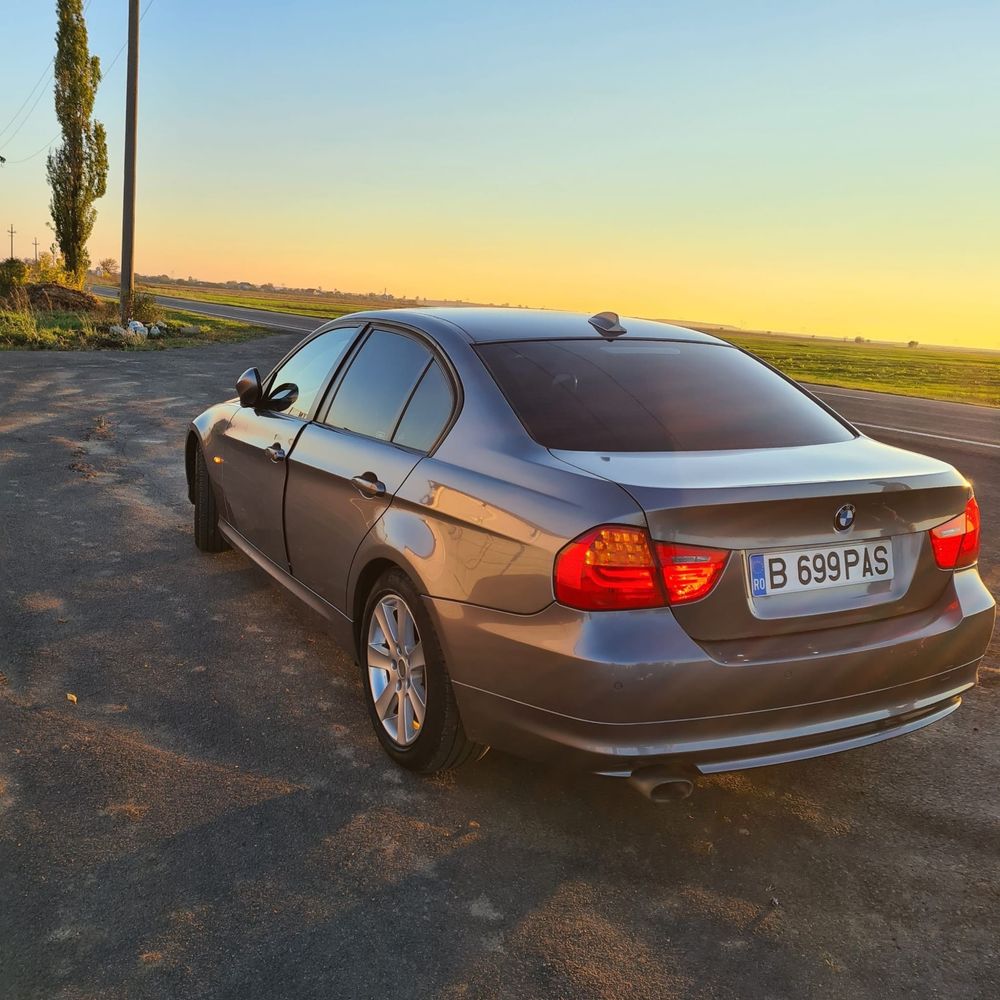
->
[361,569,486,773]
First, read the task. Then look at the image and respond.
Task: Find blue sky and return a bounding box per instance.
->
[2,1,998,345]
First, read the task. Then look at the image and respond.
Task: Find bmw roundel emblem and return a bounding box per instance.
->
[834,504,856,531]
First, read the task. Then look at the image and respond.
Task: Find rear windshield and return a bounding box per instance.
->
[477,339,854,452]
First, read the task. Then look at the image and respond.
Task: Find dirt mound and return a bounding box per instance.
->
[24,283,105,313]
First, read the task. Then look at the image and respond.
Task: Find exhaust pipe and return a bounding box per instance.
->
[628,764,696,802]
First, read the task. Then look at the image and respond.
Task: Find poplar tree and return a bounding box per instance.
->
[46,0,108,283]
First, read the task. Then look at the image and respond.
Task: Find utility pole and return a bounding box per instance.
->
[119,0,140,324]
[33,238,39,262]
[7,224,15,259]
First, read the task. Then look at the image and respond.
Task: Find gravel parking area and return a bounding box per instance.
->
[1,338,997,1000]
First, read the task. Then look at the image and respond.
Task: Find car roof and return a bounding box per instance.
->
[339,307,730,346]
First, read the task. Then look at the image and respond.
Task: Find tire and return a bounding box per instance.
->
[193,444,228,553]
[361,568,487,773]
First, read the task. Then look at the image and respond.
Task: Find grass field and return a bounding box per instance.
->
[723,332,1000,408]
[90,281,1000,406]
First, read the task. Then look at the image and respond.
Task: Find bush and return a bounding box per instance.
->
[129,289,163,326]
[0,258,29,298]
[27,251,74,288]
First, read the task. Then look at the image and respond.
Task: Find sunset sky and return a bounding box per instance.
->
[2,1,998,348]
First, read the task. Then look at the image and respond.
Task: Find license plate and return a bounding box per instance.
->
[748,540,894,597]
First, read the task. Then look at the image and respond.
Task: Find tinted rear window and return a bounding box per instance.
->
[477,340,854,452]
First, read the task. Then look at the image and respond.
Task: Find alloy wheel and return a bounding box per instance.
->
[367,592,427,747]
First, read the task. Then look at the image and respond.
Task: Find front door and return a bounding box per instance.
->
[221,324,362,568]
[284,326,456,613]
[223,408,306,567]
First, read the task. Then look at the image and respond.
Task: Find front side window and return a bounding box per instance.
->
[325,329,433,441]
[268,326,359,420]
[477,339,855,452]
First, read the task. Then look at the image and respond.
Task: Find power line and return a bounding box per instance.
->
[0,76,53,150]
[0,0,154,165]
[0,60,54,145]
[0,0,93,144]
[4,136,58,166]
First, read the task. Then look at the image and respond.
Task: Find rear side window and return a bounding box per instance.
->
[394,361,454,452]
[477,340,854,452]
[326,329,432,441]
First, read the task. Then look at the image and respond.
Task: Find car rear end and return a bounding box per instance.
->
[453,331,996,776]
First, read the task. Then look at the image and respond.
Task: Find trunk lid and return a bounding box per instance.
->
[552,437,970,640]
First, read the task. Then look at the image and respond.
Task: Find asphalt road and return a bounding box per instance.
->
[808,384,998,456]
[1,331,997,1000]
[91,285,320,334]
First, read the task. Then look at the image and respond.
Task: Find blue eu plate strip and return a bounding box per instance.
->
[749,553,768,596]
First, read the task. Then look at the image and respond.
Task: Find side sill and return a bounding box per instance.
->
[218,520,354,650]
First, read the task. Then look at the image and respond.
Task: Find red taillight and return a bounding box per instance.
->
[554,526,728,611]
[554,526,665,610]
[655,542,730,604]
[930,496,981,569]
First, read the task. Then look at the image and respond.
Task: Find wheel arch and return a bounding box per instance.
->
[186,404,237,505]
[351,556,403,660]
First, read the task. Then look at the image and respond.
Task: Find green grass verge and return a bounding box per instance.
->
[0,305,271,351]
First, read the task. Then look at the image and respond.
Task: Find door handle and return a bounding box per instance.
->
[265,444,286,463]
[351,472,386,497]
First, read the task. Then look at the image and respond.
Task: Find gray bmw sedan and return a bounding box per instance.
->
[186,309,995,800]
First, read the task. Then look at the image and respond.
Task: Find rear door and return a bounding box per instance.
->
[222,325,360,567]
[284,326,457,613]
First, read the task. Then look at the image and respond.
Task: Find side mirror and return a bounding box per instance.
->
[236,368,262,408]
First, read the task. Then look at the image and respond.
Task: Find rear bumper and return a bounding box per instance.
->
[451,669,973,774]
[429,568,995,774]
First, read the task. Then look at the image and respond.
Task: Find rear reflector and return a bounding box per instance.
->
[554,526,728,611]
[930,496,981,569]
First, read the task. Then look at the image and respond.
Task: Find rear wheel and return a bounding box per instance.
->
[193,444,228,553]
[361,568,486,772]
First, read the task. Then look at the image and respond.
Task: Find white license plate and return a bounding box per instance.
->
[748,540,894,597]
